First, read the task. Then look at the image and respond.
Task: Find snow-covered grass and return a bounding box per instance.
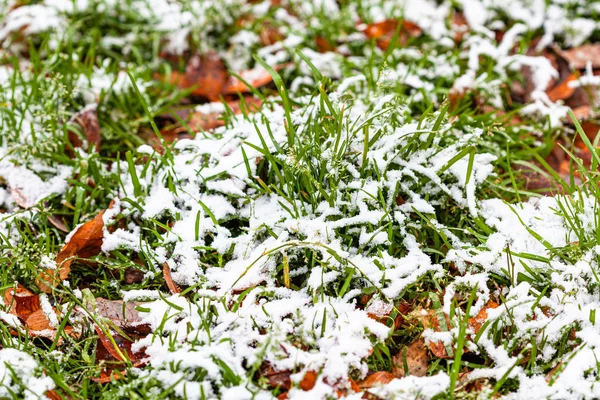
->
[0,0,600,399]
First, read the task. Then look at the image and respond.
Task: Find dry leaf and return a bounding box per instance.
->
[45,390,62,400]
[546,74,578,102]
[94,325,145,365]
[163,262,181,294]
[559,44,600,70]
[299,370,317,391]
[26,309,52,331]
[362,19,422,49]
[468,301,499,334]
[169,52,228,101]
[3,284,39,321]
[67,105,101,153]
[358,371,396,388]
[92,369,128,384]
[48,214,70,233]
[221,67,276,95]
[90,298,150,334]
[392,338,428,377]
[38,210,105,292]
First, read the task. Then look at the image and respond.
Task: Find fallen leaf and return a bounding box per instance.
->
[546,74,578,102]
[94,324,145,365]
[412,301,499,359]
[25,309,52,331]
[47,214,70,233]
[92,369,128,384]
[362,19,422,49]
[123,267,145,284]
[299,370,317,391]
[315,36,335,53]
[163,262,181,294]
[260,27,284,46]
[67,104,101,153]
[169,52,228,101]
[571,105,592,120]
[3,284,39,321]
[45,390,62,400]
[358,371,396,388]
[89,298,150,334]
[392,338,428,377]
[260,363,292,391]
[468,301,499,334]
[156,96,263,144]
[221,67,275,95]
[38,210,105,292]
[559,44,600,70]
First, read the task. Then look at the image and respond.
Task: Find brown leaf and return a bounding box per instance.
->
[92,369,128,384]
[3,284,39,321]
[45,390,63,400]
[48,214,70,233]
[90,298,150,334]
[358,371,396,388]
[94,324,145,365]
[68,105,101,153]
[362,19,422,49]
[299,370,317,391]
[39,210,105,292]
[176,52,228,101]
[315,36,335,53]
[468,301,499,334]
[26,309,52,331]
[260,27,284,46]
[221,67,276,95]
[123,267,145,284]
[571,105,592,120]
[158,96,263,143]
[559,44,600,70]
[260,363,292,391]
[392,338,428,377]
[546,74,578,102]
[163,262,181,294]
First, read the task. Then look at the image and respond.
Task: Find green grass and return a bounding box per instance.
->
[0,0,599,399]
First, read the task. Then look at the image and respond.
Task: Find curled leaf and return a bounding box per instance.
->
[38,210,105,293]
[163,262,181,294]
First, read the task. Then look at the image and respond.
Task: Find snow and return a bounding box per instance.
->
[1,0,599,398]
[0,348,56,399]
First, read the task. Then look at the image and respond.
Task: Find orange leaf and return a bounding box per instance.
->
[546,74,578,102]
[358,371,396,388]
[221,68,275,95]
[26,309,52,331]
[92,369,128,384]
[468,301,499,334]
[362,19,422,49]
[4,284,39,321]
[299,370,317,391]
[163,262,181,294]
[38,210,105,293]
[182,52,228,101]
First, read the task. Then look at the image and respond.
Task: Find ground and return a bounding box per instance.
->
[0,0,600,399]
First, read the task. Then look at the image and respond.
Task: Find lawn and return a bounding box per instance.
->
[0,0,600,399]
